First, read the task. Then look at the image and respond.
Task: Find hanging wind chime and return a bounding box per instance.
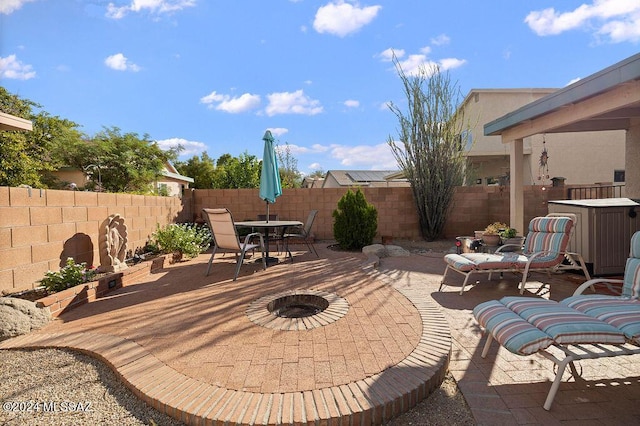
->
[538,134,550,188]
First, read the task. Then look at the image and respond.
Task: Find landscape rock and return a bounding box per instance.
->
[362,244,411,258]
[362,244,386,257]
[0,297,51,340]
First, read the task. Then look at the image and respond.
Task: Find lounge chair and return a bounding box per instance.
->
[472,231,640,410]
[440,215,591,295]
[202,208,266,281]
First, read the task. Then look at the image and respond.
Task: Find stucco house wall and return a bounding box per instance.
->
[461,89,625,186]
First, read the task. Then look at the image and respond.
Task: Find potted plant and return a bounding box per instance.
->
[481,222,507,246]
[500,227,525,251]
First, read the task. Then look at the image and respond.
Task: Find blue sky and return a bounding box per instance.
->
[1,1,639,174]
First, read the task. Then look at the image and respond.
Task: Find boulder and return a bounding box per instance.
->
[362,244,386,257]
[362,244,410,258]
[0,297,51,340]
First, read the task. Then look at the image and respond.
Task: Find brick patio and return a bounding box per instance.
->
[2,243,640,424]
[0,244,450,425]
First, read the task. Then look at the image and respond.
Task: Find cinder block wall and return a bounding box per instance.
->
[187,185,565,241]
[187,187,421,241]
[1,184,566,293]
[0,186,183,294]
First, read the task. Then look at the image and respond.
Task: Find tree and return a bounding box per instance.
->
[66,127,178,193]
[276,141,302,188]
[211,152,261,188]
[387,59,469,241]
[175,152,217,189]
[0,87,84,188]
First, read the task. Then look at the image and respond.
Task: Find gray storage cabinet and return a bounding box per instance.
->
[548,198,640,275]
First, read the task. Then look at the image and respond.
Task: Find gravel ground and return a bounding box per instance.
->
[0,348,183,426]
[0,348,475,425]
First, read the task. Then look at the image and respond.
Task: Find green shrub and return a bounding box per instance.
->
[41,258,96,293]
[332,188,378,250]
[151,223,212,259]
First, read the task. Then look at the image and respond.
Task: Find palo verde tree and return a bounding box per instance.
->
[387,59,469,240]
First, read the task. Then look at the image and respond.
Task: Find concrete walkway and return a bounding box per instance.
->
[3,243,640,424]
[379,251,640,425]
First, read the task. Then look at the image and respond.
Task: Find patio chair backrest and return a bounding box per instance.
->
[202,208,241,251]
[522,216,573,265]
[302,210,318,237]
[623,231,640,298]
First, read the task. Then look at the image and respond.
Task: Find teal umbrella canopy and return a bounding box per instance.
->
[259,130,282,205]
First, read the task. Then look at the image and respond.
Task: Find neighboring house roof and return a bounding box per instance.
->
[322,170,407,188]
[0,112,32,131]
[162,161,193,184]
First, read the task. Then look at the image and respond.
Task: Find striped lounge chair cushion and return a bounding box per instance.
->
[443,254,477,271]
[623,235,640,298]
[521,216,572,267]
[501,297,626,345]
[444,253,526,271]
[561,296,640,344]
[473,300,554,355]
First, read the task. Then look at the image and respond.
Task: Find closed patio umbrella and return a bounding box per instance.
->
[259,130,282,221]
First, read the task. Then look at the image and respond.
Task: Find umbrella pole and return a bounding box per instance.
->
[266,201,269,223]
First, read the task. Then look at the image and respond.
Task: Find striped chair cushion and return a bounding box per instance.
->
[443,254,477,271]
[473,300,554,355]
[450,252,526,270]
[501,296,625,345]
[522,216,572,267]
[562,296,640,344]
[627,230,640,299]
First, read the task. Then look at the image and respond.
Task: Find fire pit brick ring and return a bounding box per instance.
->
[246,289,349,330]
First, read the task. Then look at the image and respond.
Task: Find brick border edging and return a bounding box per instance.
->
[0,265,451,425]
[35,256,165,318]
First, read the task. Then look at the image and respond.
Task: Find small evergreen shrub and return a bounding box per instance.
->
[151,223,212,259]
[41,258,96,293]
[332,188,378,250]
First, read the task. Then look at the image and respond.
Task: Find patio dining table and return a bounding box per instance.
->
[235,220,302,265]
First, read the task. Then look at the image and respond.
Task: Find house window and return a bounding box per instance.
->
[614,170,625,182]
[158,183,169,196]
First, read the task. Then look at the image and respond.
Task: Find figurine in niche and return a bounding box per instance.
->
[99,214,128,273]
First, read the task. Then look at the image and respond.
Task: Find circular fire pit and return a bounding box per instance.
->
[267,294,329,318]
[247,290,349,330]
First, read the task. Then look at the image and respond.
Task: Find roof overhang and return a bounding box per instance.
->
[484,53,640,140]
[0,112,33,131]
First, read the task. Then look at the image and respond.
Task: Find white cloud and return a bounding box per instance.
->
[155,137,207,157]
[106,0,196,19]
[199,91,261,113]
[525,0,640,42]
[0,54,36,80]
[380,46,466,76]
[308,162,323,170]
[265,90,323,116]
[567,77,582,86]
[104,53,141,72]
[268,128,289,137]
[0,0,35,15]
[344,99,359,108]
[313,1,382,37]
[430,34,450,46]
[378,48,404,62]
[330,142,397,169]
